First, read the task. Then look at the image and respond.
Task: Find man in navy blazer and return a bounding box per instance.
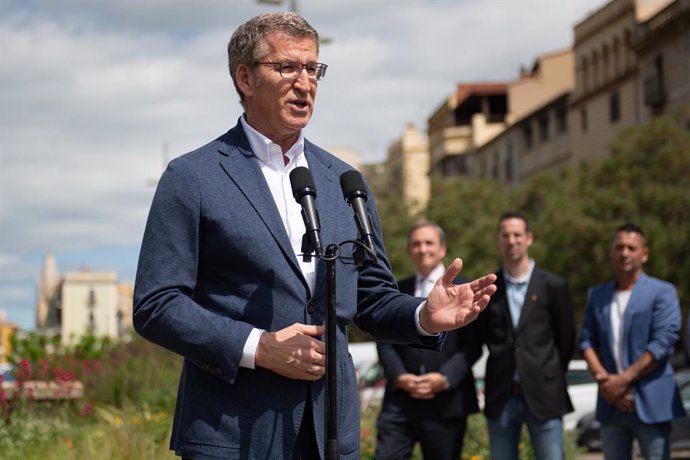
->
[375,221,481,460]
[133,12,496,460]
[580,223,685,459]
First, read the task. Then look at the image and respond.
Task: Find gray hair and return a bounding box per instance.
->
[407,220,446,247]
[227,12,320,107]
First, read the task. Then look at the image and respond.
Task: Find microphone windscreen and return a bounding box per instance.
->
[289,167,316,200]
[340,170,367,202]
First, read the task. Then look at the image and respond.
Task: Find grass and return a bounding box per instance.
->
[1,333,587,459]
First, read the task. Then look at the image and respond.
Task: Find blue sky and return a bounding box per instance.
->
[0,0,607,330]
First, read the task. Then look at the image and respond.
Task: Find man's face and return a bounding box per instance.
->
[497,217,533,264]
[408,226,446,277]
[239,32,318,147]
[610,231,648,276]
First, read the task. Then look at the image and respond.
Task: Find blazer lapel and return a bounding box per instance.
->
[494,273,516,338]
[597,282,616,359]
[304,144,339,297]
[216,124,306,287]
[620,273,648,368]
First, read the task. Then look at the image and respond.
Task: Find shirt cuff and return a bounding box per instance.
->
[240,328,265,369]
[415,302,440,336]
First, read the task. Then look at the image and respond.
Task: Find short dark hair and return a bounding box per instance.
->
[614,222,647,246]
[498,211,530,233]
[407,220,446,247]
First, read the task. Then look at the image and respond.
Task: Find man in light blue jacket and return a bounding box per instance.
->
[580,223,685,460]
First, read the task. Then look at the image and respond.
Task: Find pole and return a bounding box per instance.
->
[325,243,338,459]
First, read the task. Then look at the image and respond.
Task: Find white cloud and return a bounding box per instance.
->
[0,0,609,329]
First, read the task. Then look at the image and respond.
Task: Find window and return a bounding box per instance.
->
[538,113,549,141]
[555,104,567,133]
[610,91,621,123]
[581,108,588,133]
[522,123,533,150]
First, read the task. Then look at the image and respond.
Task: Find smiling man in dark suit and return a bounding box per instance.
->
[375,221,482,460]
[479,211,576,460]
[132,12,497,460]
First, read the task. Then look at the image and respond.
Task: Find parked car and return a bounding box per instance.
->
[563,359,598,431]
[353,340,597,425]
[576,369,690,452]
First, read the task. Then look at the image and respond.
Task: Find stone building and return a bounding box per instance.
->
[35,253,133,344]
[384,124,430,215]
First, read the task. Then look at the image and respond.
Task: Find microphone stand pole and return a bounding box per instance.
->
[325,243,338,460]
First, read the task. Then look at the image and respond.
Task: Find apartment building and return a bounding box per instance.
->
[384,124,430,215]
[36,253,133,344]
[636,0,690,124]
[427,83,508,178]
[471,49,575,183]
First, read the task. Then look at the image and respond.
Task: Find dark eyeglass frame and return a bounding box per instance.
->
[254,61,328,81]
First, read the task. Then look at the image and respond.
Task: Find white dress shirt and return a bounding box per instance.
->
[415,264,445,298]
[238,115,433,368]
[239,116,315,368]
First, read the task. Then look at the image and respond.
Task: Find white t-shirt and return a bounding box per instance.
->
[611,289,632,374]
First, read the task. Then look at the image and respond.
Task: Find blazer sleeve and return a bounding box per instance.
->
[352,189,444,349]
[377,343,407,384]
[646,280,681,361]
[133,158,252,384]
[547,274,576,371]
[439,323,482,389]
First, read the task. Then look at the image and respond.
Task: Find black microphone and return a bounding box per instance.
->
[340,170,377,263]
[289,167,323,258]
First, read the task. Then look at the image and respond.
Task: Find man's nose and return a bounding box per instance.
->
[293,68,311,88]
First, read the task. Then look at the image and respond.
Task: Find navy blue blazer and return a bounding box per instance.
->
[133,121,443,459]
[580,272,686,424]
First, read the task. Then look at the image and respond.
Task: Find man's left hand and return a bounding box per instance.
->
[419,258,497,334]
[599,373,632,404]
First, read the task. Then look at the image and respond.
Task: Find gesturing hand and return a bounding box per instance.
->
[419,258,497,334]
[255,323,326,381]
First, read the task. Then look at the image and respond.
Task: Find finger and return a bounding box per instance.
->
[469,273,498,292]
[305,363,326,377]
[440,258,463,286]
[473,284,497,304]
[295,324,326,338]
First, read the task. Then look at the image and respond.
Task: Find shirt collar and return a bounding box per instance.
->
[240,115,305,168]
[416,263,445,285]
[503,258,535,285]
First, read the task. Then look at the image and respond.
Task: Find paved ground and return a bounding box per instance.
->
[577,451,690,459]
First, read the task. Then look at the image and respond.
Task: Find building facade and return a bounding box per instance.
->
[427,83,508,177]
[635,0,690,124]
[36,253,133,344]
[471,49,575,184]
[384,124,430,215]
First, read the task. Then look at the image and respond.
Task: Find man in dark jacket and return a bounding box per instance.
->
[375,221,482,460]
[479,211,576,460]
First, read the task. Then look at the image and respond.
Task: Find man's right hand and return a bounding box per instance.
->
[255,323,326,380]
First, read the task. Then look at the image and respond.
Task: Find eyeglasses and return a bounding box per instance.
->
[254,61,328,81]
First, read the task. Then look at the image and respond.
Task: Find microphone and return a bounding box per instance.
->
[340,170,377,263]
[289,167,322,259]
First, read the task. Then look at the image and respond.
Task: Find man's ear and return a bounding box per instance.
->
[236,64,254,99]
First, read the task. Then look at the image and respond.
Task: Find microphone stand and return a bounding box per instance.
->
[303,240,373,460]
[325,243,338,460]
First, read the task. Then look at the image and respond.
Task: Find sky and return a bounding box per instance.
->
[0,0,608,330]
